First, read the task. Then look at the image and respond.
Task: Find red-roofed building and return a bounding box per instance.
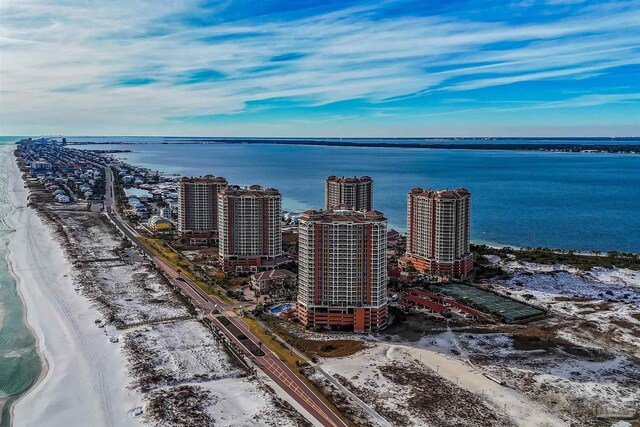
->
[444,299,480,318]
[406,288,446,302]
[400,295,449,314]
[250,269,297,293]
[388,268,402,278]
[387,229,402,246]
[397,301,414,310]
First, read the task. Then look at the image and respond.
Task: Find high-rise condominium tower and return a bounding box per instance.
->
[402,187,472,277]
[324,175,373,211]
[297,208,388,332]
[178,175,228,245]
[218,185,283,272]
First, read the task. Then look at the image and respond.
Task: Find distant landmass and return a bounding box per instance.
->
[64,137,640,153]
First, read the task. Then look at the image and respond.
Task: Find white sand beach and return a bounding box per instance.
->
[3,152,143,427]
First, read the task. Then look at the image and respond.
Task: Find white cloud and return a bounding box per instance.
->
[0,0,639,135]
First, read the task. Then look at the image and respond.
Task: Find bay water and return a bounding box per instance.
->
[72,138,640,253]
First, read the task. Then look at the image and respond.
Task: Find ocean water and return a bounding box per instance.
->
[72,138,640,253]
[0,139,42,427]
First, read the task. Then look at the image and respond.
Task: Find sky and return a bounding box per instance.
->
[0,0,639,137]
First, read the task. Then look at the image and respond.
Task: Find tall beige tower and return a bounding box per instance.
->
[178,175,228,245]
[325,176,373,211]
[217,185,283,272]
[402,187,472,277]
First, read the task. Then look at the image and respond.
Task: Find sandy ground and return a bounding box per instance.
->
[404,341,567,426]
[320,341,566,427]
[4,153,143,427]
[495,259,640,357]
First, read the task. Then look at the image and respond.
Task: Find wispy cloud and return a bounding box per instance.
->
[418,92,640,117]
[0,0,638,135]
[529,92,640,109]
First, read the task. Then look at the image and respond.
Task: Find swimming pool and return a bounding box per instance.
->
[270,303,294,314]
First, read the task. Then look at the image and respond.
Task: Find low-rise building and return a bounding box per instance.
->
[135,207,148,219]
[387,229,402,246]
[160,207,173,219]
[148,215,172,231]
[250,269,297,294]
[30,160,52,176]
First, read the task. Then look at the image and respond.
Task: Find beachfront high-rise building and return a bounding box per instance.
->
[178,175,228,245]
[218,185,283,272]
[297,208,388,332]
[401,187,473,277]
[325,175,373,211]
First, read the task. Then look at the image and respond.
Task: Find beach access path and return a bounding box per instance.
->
[4,152,142,427]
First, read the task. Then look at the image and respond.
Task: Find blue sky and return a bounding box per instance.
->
[1,0,639,136]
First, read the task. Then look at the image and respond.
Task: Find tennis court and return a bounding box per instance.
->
[430,283,547,323]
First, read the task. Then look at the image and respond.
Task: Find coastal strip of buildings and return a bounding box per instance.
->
[20,139,474,334]
[174,173,472,332]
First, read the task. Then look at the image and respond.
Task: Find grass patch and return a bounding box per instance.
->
[508,327,611,360]
[576,301,615,311]
[611,319,640,337]
[554,296,591,302]
[297,339,365,358]
[140,237,182,263]
[259,316,365,359]
[217,275,248,290]
[244,317,300,366]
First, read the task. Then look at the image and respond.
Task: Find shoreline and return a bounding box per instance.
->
[10,140,640,426]
[3,233,50,425]
[3,148,142,426]
[0,146,47,426]
[6,143,329,426]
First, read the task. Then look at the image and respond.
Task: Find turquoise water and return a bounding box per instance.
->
[73,139,640,253]
[270,303,294,314]
[0,139,42,427]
